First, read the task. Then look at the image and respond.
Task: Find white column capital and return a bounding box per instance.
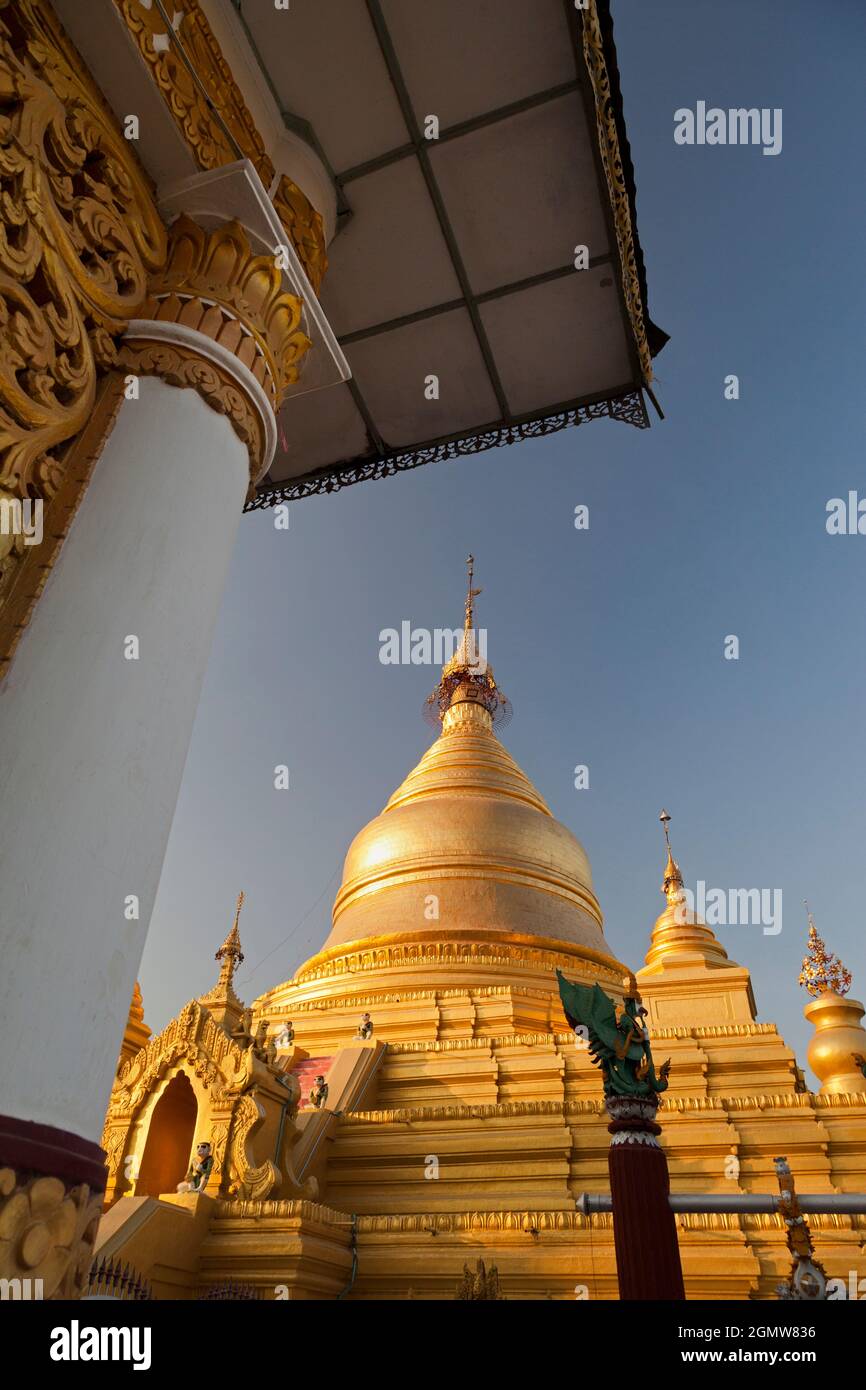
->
[122,163,348,484]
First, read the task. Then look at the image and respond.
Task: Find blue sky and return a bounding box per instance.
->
[140,0,866,1081]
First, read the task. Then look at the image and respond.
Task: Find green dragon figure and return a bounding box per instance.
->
[556,970,671,1098]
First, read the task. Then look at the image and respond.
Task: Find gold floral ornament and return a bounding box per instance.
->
[798,904,852,998]
[124,215,310,433]
[272,174,328,296]
[113,0,273,184]
[0,0,166,670]
[0,1166,103,1299]
[0,0,166,489]
[114,0,329,294]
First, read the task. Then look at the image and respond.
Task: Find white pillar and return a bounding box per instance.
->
[0,376,248,1142]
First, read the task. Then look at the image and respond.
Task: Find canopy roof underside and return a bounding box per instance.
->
[243,0,666,505]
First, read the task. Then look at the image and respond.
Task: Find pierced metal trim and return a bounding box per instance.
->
[246,389,648,509]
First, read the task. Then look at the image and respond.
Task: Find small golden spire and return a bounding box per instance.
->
[117,981,151,1071]
[659,809,684,903]
[201,892,247,1033]
[214,891,245,989]
[129,980,146,1026]
[424,557,511,731]
[798,902,852,998]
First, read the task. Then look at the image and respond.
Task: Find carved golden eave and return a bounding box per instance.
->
[113,0,271,181]
[0,0,167,674]
[581,0,653,385]
[112,0,328,292]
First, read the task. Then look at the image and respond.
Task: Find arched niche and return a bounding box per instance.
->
[135,1070,198,1197]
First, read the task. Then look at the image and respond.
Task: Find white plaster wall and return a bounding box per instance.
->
[0,378,248,1143]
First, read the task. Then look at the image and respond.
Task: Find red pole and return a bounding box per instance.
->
[606,1096,685,1300]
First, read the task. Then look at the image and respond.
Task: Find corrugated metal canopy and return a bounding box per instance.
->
[239,0,666,505]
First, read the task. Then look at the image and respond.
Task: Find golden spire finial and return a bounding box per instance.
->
[424,556,511,732]
[799,901,852,998]
[200,892,247,1033]
[659,808,684,902]
[464,553,482,635]
[214,891,245,987]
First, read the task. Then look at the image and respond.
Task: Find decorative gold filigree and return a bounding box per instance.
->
[256,982,567,1013]
[345,1098,568,1125]
[131,214,310,419]
[455,1257,505,1300]
[108,1000,249,1121]
[353,1210,592,1235]
[214,1196,343,1224]
[103,992,306,1205]
[0,1166,103,1299]
[799,907,852,998]
[112,0,273,185]
[113,1,328,291]
[581,1,653,385]
[272,174,328,295]
[294,935,623,987]
[227,1093,278,1201]
[0,0,166,671]
[101,1124,127,1186]
[208,1116,232,1190]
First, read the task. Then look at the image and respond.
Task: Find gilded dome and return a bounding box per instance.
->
[319,681,611,960]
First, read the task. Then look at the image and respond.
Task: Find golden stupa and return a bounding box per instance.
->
[98,565,866,1299]
[301,558,624,1006]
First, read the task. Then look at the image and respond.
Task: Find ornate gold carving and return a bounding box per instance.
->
[214,1196,344,1224]
[346,1098,569,1125]
[226,1093,278,1201]
[121,215,311,480]
[208,1116,232,1190]
[0,1166,103,1299]
[581,1,653,385]
[294,933,624,987]
[113,1,329,291]
[110,1001,249,1113]
[103,996,305,1205]
[0,0,166,672]
[118,337,265,485]
[272,174,328,295]
[354,1210,597,1235]
[799,907,853,997]
[649,1022,779,1039]
[101,1124,127,1188]
[136,215,310,411]
[455,1257,505,1300]
[257,982,565,1014]
[385,1033,557,1054]
[113,0,273,184]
